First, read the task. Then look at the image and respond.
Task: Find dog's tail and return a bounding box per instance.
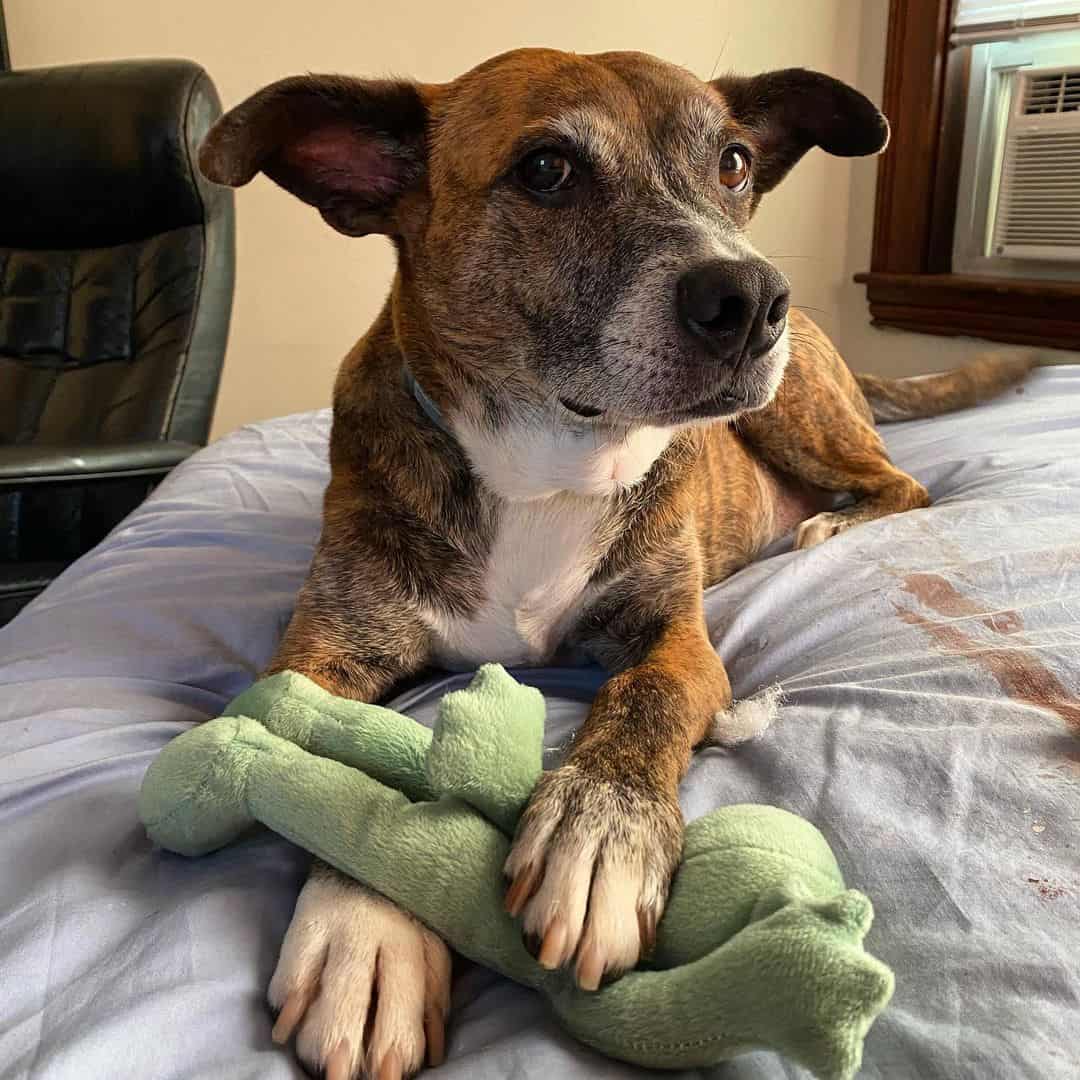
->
[856,352,1041,423]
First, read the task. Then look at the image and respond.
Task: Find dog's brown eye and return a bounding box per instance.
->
[517,149,574,194]
[718,145,750,192]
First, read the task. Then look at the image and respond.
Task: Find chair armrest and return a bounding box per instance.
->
[0,442,198,486]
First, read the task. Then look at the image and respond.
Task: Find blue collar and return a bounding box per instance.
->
[403,366,452,436]
[402,366,593,441]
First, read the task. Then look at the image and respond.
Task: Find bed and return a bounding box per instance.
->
[2,364,1078,1080]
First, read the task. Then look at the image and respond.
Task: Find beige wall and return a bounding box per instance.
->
[7,0,1061,440]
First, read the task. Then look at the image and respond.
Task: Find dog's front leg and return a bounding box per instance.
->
[505,569,731,990]
[264,552,450,1080]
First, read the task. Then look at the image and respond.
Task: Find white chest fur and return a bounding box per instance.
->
[421,409,675,670]
[424,493,605,671]
[455,413,674,501]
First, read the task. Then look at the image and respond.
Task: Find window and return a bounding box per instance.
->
[855,0,1080,350]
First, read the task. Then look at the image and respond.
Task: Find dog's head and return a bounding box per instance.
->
[202,48,886,432]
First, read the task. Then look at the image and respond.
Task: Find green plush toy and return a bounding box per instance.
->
[138,664,893,1079]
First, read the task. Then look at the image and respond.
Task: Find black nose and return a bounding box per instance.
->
[676,259,790,362]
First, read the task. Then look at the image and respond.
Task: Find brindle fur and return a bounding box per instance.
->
[201,47,1034,1080]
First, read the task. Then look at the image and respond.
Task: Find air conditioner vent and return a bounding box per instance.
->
[991,67,1080,262]
[953,37,1080,280]
[1023,69,1080,114]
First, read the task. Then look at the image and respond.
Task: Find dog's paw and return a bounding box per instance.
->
[794,510,850,549]
[503,765,683,990]
[268,870,451,1080]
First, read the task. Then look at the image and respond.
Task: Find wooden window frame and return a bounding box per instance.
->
[0,1,9,73]
[855,0,1080,351]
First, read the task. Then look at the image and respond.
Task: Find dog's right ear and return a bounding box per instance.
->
[199,75,435,237]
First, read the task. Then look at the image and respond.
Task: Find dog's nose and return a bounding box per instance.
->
[676,259,790,362]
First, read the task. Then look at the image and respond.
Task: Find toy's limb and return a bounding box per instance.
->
[138,711,432,859]
[141,669,440,856]
[138,716,264,856]
[654,804,846,965]
[426,664,545,834]
[223,670,436,802]
[551,889,894,1079]
[140,702,548,975]
[142,662,544,903]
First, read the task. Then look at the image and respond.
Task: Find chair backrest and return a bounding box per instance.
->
[0,59,235,447]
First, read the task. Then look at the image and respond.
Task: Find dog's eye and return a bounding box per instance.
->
[517,149,574,194]
[718,145,751,192]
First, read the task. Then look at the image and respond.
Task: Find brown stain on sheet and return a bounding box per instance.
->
[902,572,1024,634]
[1026,877,1067,901]
[894,575,1080,735]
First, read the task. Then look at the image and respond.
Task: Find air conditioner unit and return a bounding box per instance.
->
[991,67,1080,261]
[953,32,1080,279]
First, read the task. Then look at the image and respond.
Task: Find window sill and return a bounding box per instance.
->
[854,271,1080,351]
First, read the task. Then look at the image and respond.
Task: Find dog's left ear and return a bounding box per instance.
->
[710,68,889,197]
[199,75,439,236]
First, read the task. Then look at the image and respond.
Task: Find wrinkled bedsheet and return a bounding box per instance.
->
[2,366,1079,1080]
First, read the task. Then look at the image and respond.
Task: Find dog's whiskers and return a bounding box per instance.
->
[792,304,832,319]
[708,34,731,81]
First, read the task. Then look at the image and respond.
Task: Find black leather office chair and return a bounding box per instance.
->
[0,59,235,624]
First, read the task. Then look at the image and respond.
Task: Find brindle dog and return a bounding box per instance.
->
[200,48,1033,1080]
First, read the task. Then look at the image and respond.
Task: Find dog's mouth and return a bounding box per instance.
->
[556,332,789,427]
[666,386,751,421]
[558,397,605,419]
[559,387,747,425]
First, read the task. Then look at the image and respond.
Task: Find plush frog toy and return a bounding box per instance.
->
[138,664,893,1079]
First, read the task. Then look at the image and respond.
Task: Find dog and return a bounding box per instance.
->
[200,47,1034,1080]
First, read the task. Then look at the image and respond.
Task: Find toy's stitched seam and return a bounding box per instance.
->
[624,1032,734,1051]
